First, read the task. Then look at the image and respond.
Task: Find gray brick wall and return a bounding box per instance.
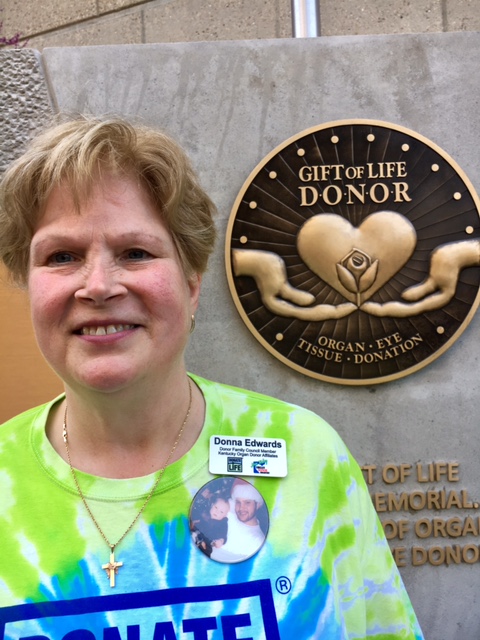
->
[1,0,479,51]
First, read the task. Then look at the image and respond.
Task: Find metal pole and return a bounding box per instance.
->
[291,0,321,37]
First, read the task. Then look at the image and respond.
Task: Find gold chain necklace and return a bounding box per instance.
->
[62,378,192,587]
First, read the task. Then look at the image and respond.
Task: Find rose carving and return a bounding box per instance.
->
[336,248,379,306]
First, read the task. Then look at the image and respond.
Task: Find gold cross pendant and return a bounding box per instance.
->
[102,550,123,587]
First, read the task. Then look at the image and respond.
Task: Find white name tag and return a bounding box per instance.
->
[209,435,287,477]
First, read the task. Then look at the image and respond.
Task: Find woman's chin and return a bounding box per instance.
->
[65,367,142,395]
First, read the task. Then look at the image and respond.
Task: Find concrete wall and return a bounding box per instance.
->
[1,0,480,50]
[1,26,480,640]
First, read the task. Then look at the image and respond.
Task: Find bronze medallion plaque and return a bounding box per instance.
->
[225,120,480,384]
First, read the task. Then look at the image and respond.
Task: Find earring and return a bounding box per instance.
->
[190,314,196,333]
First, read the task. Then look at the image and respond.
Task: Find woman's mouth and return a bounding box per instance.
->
[79,324,136,336]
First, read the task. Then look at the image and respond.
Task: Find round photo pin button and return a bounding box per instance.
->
[189,477,269,563]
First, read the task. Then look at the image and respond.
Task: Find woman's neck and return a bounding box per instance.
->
[47,372,205,478]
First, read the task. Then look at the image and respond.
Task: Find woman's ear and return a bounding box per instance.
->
[188,272,202,312]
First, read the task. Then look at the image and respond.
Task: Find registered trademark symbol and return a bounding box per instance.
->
[275,576,292,594]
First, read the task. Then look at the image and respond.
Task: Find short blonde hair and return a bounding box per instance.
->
[0,115,217,286]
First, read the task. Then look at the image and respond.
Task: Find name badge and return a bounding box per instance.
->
[209,435,287,477]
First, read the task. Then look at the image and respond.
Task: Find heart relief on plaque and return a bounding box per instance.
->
[225,120,480,385]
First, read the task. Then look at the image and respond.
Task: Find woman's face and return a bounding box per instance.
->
[28,174,201,394]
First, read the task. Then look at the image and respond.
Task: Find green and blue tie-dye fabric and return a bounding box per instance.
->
[0,375,423,639]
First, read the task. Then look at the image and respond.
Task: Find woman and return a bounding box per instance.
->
[0,116,423,638]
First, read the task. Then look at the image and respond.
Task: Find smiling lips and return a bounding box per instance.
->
[79,324,136,336]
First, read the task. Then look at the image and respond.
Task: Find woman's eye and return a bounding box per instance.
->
[125,248,152,260]
[49,252,75,264]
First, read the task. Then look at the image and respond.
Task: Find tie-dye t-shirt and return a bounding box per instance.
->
[0,375,423,639]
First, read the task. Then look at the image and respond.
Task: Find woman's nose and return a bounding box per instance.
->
[74,258,127,304]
